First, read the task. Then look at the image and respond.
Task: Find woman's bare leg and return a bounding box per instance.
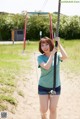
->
[39,95,49,119]
[49,95,60,119]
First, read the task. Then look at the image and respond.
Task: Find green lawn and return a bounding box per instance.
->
[60,39,80,75]
[0,42,38,111]
[0,39,80,111]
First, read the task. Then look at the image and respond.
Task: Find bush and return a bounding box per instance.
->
[0,13,80,41]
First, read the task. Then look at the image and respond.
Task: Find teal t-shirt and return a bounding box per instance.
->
[37,52,62,88]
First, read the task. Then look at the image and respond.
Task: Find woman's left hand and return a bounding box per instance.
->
[55,37,60,45]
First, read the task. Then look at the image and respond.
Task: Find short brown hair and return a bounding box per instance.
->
[39,37,54,54]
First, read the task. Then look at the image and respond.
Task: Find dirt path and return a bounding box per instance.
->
[8,53,80,119]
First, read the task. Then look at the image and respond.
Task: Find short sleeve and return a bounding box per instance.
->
[37,56,44,68]
[57,52,63,62]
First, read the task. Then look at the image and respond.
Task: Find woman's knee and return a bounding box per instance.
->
[49,106,57,113]
[40,106,48,113]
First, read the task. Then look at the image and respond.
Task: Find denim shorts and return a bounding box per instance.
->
[38,85,61,95]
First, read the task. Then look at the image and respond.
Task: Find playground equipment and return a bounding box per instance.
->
[23,11,28,51]
[49,0,61,95]
[49,13,53,39]
[28,7,61,95]
[23,11,54,50]
[23,0,61,93]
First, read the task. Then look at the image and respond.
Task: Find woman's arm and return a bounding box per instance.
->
[40,47,57,70]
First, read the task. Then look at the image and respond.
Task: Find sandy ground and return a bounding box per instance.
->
[7,53,80,119]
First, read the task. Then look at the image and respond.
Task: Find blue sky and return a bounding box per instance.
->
[0,0,80,16]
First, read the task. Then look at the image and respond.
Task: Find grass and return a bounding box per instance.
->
[17,90,24,97]
[0,94,17,105]
[0,42,37,111]
[0,39,80,111]
[60,39,80,75]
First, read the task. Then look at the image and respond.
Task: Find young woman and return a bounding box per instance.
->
[37,37,67,119]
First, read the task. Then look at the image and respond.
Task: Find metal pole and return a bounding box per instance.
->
[49,0,61,95]
[53,0,61,92]
[23,11,27,51]
[49,13,53,40]
[39,31,42,39]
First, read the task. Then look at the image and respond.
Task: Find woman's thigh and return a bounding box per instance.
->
[49,95,60,111]
[39,95,49,112]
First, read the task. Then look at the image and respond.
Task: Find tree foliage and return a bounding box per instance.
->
[0,13,80,41]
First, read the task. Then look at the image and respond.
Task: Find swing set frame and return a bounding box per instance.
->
[23,0,61,96]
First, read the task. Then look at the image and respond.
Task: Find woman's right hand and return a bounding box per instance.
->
[51,47,58,55]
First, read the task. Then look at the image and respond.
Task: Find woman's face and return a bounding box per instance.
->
[41,43,50,53]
